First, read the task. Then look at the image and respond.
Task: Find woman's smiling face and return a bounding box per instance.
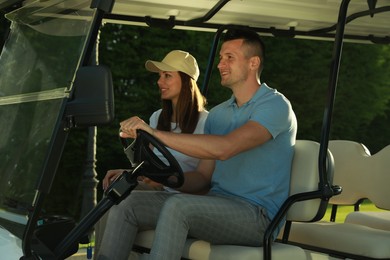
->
[157,71,182,105]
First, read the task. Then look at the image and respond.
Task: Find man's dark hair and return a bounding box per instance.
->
[223,28,265,74]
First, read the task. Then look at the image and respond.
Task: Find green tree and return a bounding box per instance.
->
[333,43,390,152]
[261,37,390,152]
[261,37,333,141]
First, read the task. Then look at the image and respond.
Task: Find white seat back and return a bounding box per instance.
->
[328,140,390,210]
[286,140,334,222]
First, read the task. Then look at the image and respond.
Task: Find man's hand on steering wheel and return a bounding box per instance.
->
[118,128,184,188]
[119,116,154,139]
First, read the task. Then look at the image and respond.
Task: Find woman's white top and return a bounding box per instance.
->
[149,109,209,173]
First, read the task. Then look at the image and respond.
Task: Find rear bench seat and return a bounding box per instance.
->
[286,141,390,259]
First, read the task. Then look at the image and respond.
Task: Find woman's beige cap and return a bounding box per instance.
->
[145,50,200,81]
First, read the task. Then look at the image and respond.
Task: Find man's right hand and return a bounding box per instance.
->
[119,116,156,138]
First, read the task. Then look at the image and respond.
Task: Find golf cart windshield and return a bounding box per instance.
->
[0,0,94,238]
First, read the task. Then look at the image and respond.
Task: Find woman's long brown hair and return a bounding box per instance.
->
[157,72,206,133]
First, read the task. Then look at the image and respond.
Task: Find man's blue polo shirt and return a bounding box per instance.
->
[205,83,297,220]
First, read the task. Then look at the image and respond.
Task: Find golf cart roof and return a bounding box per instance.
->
[1,0,389,43]
[104,0,390,43]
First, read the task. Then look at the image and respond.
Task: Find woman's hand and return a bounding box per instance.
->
[137,176,164,189]
[103,169,127,190]
[119,116,155,138]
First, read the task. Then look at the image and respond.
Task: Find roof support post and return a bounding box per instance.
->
[318,0,350,198]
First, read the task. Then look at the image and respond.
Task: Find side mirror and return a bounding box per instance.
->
[65,65,115,127]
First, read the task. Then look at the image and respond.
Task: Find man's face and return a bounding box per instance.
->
[217,39,251,89]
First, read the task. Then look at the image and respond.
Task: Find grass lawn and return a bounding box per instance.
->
[322,199,385,223]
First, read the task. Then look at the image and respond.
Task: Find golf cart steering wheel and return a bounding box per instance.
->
[121,130,184,188]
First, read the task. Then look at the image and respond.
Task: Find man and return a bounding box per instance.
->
[97,28,297,260]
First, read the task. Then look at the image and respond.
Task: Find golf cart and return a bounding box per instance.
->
[0,0,389,259]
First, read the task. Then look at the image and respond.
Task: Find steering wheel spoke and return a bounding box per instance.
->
[121,130,184,188]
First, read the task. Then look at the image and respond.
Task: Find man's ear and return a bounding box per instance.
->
[249,56,261,70]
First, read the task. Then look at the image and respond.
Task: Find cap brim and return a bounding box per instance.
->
[145,60,178,73]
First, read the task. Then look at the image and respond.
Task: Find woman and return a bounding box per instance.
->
[94,50,208,257]
[102,50,208,190]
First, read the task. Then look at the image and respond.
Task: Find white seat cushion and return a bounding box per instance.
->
[345,211,390,231]
[134,230,337,260]
[288,221,390,259]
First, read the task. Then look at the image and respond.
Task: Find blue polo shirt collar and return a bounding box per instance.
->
[228,83,268,107]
